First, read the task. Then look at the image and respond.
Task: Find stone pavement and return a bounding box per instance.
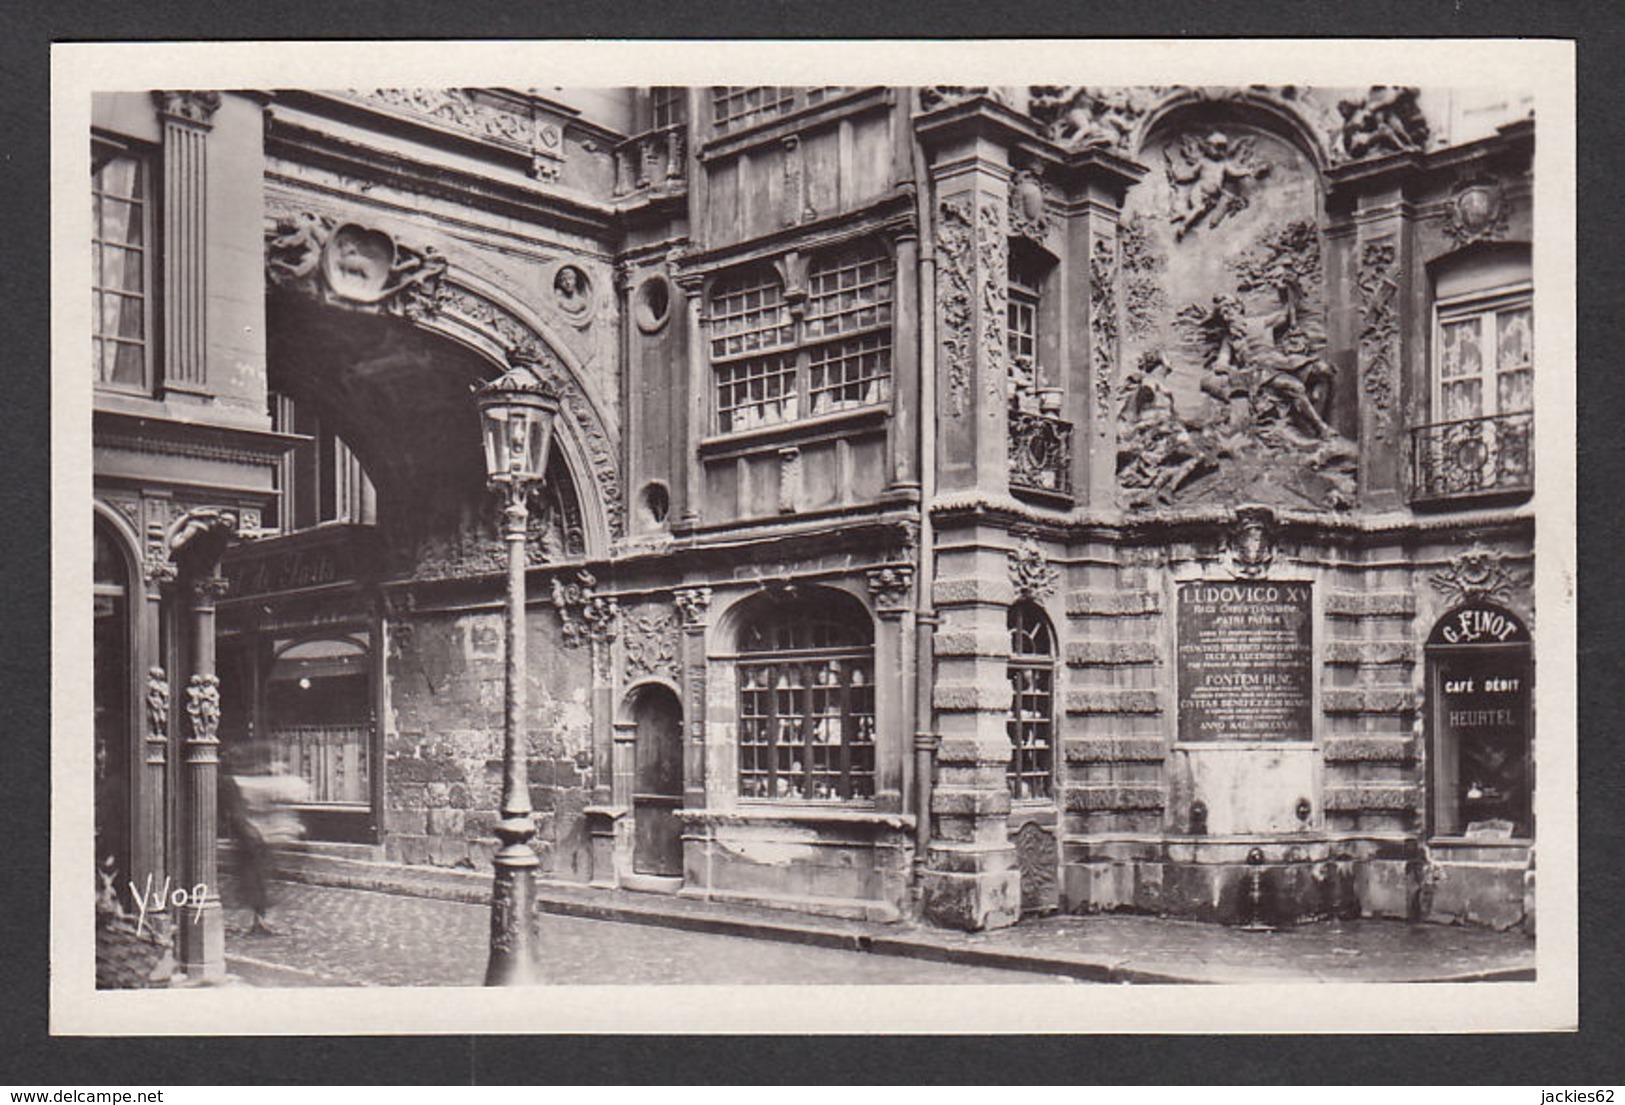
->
[221,878,1070,987]
[222,850,1536,987]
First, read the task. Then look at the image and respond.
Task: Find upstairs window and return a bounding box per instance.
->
[650,87,687,130]
[92,148,151,392]
[709,243,893,435]
[710,87,851,135]
[735,594,875,802]
[269,392,377,532]
[1007,602,1056,801]
[1435,289,1533,423]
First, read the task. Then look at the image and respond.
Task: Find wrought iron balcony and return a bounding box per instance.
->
[1410,411,1533,505]
[612,123,687,197]
[1009,410,1074,498]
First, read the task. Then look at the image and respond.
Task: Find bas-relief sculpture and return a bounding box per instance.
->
[1115,121,1357,511]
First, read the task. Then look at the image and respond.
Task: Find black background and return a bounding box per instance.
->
[5,0,1622,1086]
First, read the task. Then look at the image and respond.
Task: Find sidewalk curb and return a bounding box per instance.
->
[266,852,1535,987]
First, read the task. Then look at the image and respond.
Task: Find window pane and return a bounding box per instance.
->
[1497,369,1533,415]
[108,340,147,388]
[808,334,891,416]
[1496,307,1532,371]
[1442,378,1482,422]
[1439,319,1482,382]
[716,355,798,432]
[806,246,893,340]
[710,271,791,359]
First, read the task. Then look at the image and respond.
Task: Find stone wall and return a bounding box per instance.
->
[382,604,596,880]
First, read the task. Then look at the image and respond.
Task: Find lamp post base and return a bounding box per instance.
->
[485,825,541,986]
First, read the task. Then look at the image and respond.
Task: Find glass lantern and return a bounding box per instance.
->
[474,365,560,485]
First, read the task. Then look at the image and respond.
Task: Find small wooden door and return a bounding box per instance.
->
[632,686,684,878]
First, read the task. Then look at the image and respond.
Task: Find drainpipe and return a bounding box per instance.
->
[909,90,939,882]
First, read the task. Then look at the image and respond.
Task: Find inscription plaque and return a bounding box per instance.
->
[1177,581,1313,742]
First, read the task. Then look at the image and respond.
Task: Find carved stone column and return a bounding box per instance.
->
[867,568,915,813]
[133,536,175,923]
[887,229,922,494]
[178,571,228,982]
[930,171,1011,495]
[1353,204,1410,510]
[152,91,221,394]
[674,274,707,532]
[673,587,712,815]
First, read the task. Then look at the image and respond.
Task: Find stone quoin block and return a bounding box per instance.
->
[1066,589,1162,616]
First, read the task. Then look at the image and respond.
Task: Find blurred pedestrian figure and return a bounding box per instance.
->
[222,742,307,936]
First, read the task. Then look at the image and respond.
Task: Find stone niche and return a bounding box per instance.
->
[1117,114,1356,512]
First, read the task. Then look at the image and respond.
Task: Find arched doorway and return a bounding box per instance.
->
[1426,602,1533,839]
[628,683,684,879]
[93,519,135,908]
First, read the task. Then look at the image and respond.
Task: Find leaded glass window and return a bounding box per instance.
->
[736,596,875,802]
[1007,602,1055,801]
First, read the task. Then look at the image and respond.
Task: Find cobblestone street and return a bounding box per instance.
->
[221,877,1073,987]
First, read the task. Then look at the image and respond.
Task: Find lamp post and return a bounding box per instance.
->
[475,353,560,986]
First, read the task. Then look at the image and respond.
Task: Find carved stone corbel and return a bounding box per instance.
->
[673,587,713,628]
[867,566,915,616]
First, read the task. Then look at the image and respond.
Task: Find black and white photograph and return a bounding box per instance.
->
[52,38,1577,1035]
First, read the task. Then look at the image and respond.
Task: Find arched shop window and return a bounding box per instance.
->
[264,635,373,808]
[1426,602,1533,839]
[1007,601,1056,801]
[735,591,875,802]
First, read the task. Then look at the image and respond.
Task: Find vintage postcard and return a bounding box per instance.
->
[52,38,1576,1034]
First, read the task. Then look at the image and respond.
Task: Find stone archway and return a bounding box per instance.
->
[262,205,624,553]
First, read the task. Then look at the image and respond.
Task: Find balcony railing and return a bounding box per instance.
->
[613,123,687,197]
[267,723,371,806]
[1411,411,1533,504]
[1009,410,1074,497]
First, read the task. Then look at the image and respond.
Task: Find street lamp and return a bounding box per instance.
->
[474,351,560,986]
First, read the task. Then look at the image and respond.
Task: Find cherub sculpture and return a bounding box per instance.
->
[1164,131,1272,241]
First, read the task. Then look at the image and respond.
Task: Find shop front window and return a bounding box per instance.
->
[1427,602,1533,839]
[735,593,875,802]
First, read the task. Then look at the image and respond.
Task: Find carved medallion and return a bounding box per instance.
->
[1430,546,1531,608]
[1009,537,1060,601]
[1442,179,1510,248]
[267,214,448,320]
[1226,506,1277,579]
[1008,167,1051,244]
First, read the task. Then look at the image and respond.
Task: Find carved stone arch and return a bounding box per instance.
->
[423,273,625,548]
[1135,87,1338,176]
[615,677,683,726]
